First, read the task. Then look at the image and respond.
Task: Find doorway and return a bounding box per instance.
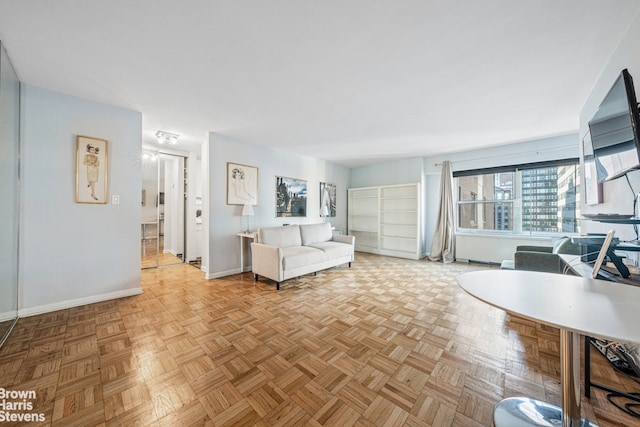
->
[141,152,187,269]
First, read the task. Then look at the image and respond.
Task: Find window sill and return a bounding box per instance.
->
[455,230,580,239]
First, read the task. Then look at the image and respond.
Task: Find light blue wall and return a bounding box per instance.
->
[20,85,142,315]
[350,157,424,188]
[204,132,350,278]
[579,10,640,246]
[0,42,20,323]
[425,134,579,176]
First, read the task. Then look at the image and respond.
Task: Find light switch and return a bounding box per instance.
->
[111,194,120,205]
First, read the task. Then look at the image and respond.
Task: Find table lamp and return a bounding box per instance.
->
[242,204,255,232]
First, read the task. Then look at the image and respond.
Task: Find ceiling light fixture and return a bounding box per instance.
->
[143,152,158,161]
[155,130,179,145]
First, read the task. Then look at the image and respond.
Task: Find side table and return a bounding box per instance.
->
[237,232,256,273]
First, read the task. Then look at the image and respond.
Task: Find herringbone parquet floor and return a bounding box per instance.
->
[1,253,639,426]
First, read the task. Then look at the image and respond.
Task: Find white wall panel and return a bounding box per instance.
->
[456,234,552,264]
[20,85,142,313]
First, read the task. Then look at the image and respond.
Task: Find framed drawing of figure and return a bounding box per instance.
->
[75,136,108,204]
[227,162,258,205]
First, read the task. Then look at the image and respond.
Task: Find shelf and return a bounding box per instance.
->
[349,188,378,199]
[380,234,415,240]
[614,243,640,251]
[381,196,416,200]
[349,183,421,260]
[381,211,417,226]
[380,186,417,199]
[381,224,416,239]
[583,216,640,224]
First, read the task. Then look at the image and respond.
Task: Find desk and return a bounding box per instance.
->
[559,253,640,408]
[237,232,256,273]
[559,253,640,286]
[458,270,640,427]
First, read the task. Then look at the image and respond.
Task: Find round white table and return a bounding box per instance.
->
[457,270,640,427]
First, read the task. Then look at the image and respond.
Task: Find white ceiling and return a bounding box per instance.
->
[1,1,639,167]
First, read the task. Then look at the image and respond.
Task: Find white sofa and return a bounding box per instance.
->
[250,223,355,290]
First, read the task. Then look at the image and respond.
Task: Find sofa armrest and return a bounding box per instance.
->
[250,242,284,282]
[514,251,563,273]
[516,245,553,253]
[332,234,355,246]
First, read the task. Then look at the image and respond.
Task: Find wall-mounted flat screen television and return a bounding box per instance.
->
[588,69,640,182]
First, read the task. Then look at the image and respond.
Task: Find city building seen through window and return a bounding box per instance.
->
[456,160,580,234]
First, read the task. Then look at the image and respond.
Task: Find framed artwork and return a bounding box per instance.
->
[276,176,307,217]
[582,131,603,205]
[75,135,108,204]
[227,162,258,205]
[320,182,337,217]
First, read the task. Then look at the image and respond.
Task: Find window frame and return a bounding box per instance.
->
[454,158,580,236]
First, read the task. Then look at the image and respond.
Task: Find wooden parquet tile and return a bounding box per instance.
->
[1,252,639,426]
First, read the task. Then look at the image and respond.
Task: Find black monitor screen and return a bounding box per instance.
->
[589,69,640,182]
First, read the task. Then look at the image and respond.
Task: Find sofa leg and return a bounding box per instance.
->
[276,282,280,290]
[314,272,317,276]
[349,262,352,268]
[254,274,258,281]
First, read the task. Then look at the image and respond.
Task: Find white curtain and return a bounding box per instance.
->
[429,161,455,263]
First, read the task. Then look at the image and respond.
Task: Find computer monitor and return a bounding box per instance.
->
[592,229,616,279]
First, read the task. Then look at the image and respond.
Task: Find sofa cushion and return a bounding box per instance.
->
[300,222,333,245]
[259,225,302,247]
[306,241,353,259]
[282,246,326,270]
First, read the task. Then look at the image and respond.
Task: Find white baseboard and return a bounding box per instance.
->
[0,310,18,322]
[206,268,241,279]
[18,287,143,318]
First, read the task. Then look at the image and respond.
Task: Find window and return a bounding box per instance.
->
[469,192,477,224]
[455,160,580,234]
[458,172,514,231]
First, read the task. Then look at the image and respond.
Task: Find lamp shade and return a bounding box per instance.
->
[242,204,255,216]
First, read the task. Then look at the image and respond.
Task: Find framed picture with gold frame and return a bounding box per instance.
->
[75,136,108,204]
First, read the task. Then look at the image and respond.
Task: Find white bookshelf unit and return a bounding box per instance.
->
[347,187,379,253]
[348,183,422,260]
